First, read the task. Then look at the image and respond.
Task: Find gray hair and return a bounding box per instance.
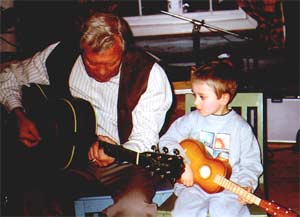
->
[80,13,127,52]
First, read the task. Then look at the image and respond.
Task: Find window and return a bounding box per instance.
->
[112,0,257,37]
[114,0,238,16]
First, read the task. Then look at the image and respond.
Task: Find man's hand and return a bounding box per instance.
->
[238,186,253,205]
[88,135,116,167]
[178,163,194,187]
[14,107,41,148]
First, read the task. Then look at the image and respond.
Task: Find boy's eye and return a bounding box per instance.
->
[198,95,206,100]
[192,93,205,100]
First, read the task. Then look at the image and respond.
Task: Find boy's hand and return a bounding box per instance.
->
[238,186,253,205]
[179,163,194,187]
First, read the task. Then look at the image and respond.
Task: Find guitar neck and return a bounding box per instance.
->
[100,141,139,165]
[214,175,261,205]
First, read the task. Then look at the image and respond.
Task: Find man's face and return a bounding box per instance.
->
[82,36,123,82]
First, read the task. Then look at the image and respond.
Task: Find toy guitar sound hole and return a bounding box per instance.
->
[199,165,211,179]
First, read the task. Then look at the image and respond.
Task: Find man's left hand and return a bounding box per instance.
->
[88,135,116,167]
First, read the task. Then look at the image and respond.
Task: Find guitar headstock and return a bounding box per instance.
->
[260,199,299,217]
[100,142,185,182]
[139,151,185,182]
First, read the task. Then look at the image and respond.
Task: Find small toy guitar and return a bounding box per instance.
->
[180,139,299,217]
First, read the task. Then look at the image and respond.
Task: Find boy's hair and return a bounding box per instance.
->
[191,60,238,104]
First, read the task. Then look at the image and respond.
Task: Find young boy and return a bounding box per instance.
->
[159,60,263,217]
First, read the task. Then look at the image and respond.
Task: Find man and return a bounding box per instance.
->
[0,12,172,216]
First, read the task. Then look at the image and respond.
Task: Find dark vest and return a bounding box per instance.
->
[46,41,155,144]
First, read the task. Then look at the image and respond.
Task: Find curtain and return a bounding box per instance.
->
[237,0,286,50]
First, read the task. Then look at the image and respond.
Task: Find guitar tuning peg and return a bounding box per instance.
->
[173,148,180,156]
[162,146,169,154]
[151,145,158,152]
[170,178,176,184]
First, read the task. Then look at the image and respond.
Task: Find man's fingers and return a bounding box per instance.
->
[19,130,41,148]
[98,135,116,144]
[19,138,39,148]
[88,139,115,166]
[19,128,41,146]
[88,141,98,160]
[92,141,100,159]
[27,124,41,140]
[88,150,94,161]
[22,134,40,142]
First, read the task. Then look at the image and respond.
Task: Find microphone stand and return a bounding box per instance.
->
[161,10,252,66]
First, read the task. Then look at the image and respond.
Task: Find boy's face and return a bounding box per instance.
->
[192,80,229,116]
[81,36,123,82]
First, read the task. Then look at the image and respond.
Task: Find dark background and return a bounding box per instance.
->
[1,1,299,97]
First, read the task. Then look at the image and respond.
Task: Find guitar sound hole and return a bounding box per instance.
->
[199,165,211,179]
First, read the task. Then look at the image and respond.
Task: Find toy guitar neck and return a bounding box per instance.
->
[214,175,298,217]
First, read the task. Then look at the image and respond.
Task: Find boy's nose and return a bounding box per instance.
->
[194,97,201,106]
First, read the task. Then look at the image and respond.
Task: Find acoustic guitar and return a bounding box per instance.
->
[16,84,185,180]
[180,139,298,217]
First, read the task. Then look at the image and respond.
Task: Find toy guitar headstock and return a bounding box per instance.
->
[260,199,299,217]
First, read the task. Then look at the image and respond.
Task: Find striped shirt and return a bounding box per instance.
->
[0,42,173,152]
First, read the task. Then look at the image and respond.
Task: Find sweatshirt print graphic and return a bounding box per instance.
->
[199,131,230,162]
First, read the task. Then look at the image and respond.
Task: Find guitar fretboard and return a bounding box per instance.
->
[100,142,138,164]
[214,175,261,205]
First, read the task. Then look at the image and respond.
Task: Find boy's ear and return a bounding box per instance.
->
[221,93,231,105]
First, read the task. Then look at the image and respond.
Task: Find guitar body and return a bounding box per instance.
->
[19,84,97,169]
[180,139,232,193]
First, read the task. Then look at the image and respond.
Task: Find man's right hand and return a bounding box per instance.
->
[13,107,41,148]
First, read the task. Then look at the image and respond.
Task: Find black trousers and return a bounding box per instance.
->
[61,163,160,217]
[2,115,162,216]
